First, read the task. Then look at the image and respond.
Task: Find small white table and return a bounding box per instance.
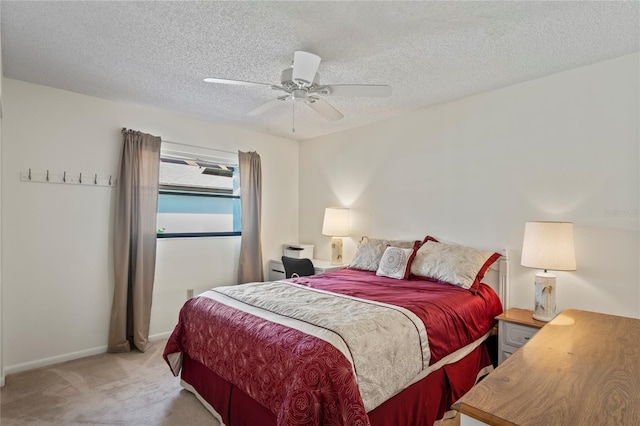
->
[268,258,345,281]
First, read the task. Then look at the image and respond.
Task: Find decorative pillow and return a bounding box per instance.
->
[410,240,500,290]
[420,236,499,287]
[376,244,418,280]
[423,235,499,285]
[349,236,416,272]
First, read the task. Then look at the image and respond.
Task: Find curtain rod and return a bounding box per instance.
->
[120,128,241,156]
[162,139,240,156]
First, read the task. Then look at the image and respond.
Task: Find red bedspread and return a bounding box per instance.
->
[163,269,502,426]
[292,269,503,364]
[165,296,369,425]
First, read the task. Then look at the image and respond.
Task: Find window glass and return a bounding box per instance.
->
[157,144,240,238]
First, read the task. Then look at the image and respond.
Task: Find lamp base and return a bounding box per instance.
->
[532,271,556,322]
[330,237,343,265]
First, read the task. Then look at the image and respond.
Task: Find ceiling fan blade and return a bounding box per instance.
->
[306,97,344,121]
[322,84,392,97]
[292,51,321,86]
[246,96,290,116]
[204,77,272,88]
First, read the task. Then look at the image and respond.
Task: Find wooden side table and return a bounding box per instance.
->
[496,308,546,364]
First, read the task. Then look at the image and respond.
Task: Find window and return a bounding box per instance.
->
[157,143,240,238]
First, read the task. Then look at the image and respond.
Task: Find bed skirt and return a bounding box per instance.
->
[179,341,492,426]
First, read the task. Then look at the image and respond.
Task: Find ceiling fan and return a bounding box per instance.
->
[204,51,392,126]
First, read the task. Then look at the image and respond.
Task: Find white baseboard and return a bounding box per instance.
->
[4,344,108,376]
[4,332,172,377]
[149,331,172,341]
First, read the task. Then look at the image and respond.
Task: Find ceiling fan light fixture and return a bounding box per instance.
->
[292,89,307,101]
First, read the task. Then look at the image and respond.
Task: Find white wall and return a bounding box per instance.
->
[1,79,299,374]
[300,53,640,319]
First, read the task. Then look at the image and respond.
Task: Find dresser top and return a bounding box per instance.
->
[455,309,640,425]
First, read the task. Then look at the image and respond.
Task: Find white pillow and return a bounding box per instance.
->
[350,237,416,272]
[376,246,415,280]
[410,240,498,289]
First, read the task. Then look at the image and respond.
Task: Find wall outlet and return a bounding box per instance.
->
[187,289,194,299]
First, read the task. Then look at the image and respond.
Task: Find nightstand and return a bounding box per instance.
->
[268,259,345,281]
[496,308,546,365]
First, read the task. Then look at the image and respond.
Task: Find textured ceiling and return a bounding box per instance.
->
[2,1,638,141]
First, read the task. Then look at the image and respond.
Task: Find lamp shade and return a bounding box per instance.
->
[521,221,577,271]
[322,207,349,237]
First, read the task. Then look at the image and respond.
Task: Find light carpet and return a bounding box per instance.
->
[0,340,463,426]
[0,339,219,425]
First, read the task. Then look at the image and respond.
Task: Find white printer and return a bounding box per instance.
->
[282,243,314,259]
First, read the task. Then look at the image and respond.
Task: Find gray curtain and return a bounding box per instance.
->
[108,129,161,353]
[237,151,264,283]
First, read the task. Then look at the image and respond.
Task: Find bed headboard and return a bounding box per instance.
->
[483,250,509,310]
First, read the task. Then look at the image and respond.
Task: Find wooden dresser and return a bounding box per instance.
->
[454,309,640,425]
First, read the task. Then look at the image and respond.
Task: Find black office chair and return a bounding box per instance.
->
[281,256,315,279]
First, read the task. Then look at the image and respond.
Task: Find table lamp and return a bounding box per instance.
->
[521,221,577,322]
[322,207,349,265]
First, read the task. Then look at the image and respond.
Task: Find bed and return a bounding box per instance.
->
[164,237,507,426]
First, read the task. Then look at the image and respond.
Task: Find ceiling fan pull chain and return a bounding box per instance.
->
[292,101,296,133]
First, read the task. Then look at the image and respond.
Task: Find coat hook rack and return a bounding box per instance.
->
[20,169,116,187]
